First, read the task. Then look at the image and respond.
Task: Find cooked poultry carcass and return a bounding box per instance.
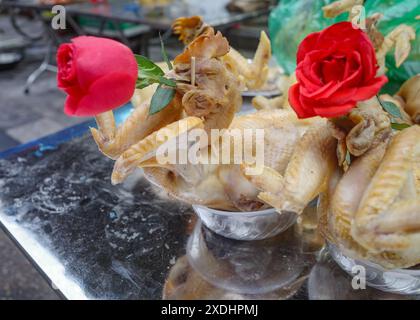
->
[227,110,318,172]
[167,29,243,135]
[172,16,272,91]
[243,119,338,215]
[328,125,420,268]
[107,110,328,211]
[395,75,420,124]
[219,110,322,211]
[328,140,389,258]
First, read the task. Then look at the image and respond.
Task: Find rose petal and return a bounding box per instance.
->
[353,75,388,101]
[310,61,323,82]
[297,31,321,64]
[67,72,136,116]
[56,43,77,88]
[288,83,317,118]
[296,63,323,92]
[343,51,361,80]
[300,80,340,99]
[317,22,363,49]
[313,102,356,118]
[71,36,137,91]
[64,92,83,116]
[359,40,377,81]
[321,56,346,83]
[320,87,357,105]
[311,53,362,104]
[299,45,342,86]
[297,49,333,90]
[61,83,85,97]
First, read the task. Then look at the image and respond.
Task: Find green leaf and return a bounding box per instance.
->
[135,54,164,77]
[391,122,411,131]
[136,78,153,89]
[149,85,176,115]
[345,150,351,165]
[382,101,402,119]
[134,54,176,89]
[135,54,164,88]
[377,96,402,119]
[136,76,176,89]
[158,76,176,87]
[159,33,173,71]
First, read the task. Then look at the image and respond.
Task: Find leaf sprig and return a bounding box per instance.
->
[134,37,176,115]
[160,32,173,71]
[376,95,411,131]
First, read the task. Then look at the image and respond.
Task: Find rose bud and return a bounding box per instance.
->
[56,36,138,116]
[289,22,388,119]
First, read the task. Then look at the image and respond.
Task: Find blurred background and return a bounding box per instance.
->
[0,0,276,299]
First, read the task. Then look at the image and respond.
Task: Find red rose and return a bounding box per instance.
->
[289,22,388,118]
[57,36,138,116]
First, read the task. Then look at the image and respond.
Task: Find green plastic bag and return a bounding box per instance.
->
[269,0,420,93]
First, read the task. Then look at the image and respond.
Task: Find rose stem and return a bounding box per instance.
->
[95,111,116,142]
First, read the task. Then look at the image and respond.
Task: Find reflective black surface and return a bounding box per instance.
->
[0,133,194,299]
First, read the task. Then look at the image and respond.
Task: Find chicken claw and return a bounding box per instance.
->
[111,117,203,184]
[91,94,183,159]
[223,31,271,90]
[377,24,415,74]
[252,96,284,111]
[172,16,209,45]
[172,16,272,91]
[322,0,363,19]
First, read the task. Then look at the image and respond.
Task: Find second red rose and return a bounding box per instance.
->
[288,22,388,119]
